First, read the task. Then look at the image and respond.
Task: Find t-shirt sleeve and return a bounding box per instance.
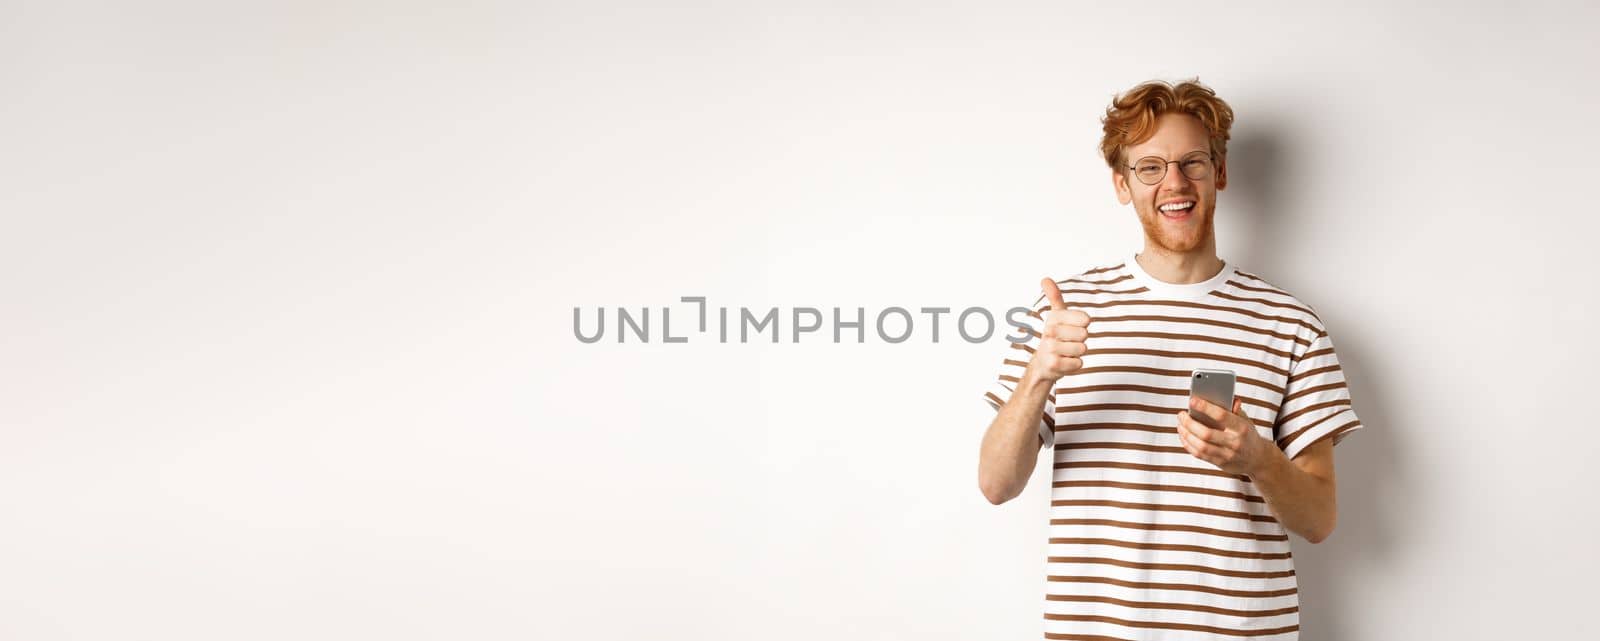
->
[982,290,1055,449]
[1274,323,1364,460]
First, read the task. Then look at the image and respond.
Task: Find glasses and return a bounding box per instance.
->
[1124,151,1215,185]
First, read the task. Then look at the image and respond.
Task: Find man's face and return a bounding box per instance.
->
[1112,113,1228,255]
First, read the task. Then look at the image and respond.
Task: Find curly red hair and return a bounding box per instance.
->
[1099,78,1235,171]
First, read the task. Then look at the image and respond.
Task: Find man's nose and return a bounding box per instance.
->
[1160,161,1192,190]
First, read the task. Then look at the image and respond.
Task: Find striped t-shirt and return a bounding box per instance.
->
[982,251,1363,640]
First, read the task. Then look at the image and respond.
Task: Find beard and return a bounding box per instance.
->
[1138,199,1215,254]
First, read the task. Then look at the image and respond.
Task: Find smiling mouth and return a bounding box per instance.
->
[1158,201,1196,218]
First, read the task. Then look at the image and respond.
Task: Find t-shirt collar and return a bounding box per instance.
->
[1126,250,1235,300]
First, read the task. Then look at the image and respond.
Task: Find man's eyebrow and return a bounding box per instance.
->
[1133,148,1209,159]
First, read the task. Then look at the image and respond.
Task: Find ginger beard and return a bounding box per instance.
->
[1136,192,1215,254]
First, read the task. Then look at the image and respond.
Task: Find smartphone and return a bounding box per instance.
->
[1189,368,1236,429]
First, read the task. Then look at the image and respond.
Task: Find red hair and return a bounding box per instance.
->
[1099,78,1235,171]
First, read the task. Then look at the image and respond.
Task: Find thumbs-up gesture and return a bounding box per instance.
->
[1027,277,1092,383]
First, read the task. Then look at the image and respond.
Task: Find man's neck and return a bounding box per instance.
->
[1135,245,1225,285]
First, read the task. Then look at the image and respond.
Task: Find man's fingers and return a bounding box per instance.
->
[1052,341,1086,358]
[1177,423,1215,462]
[1042,322,1088,342]
[1188,395,1229,424]
[1040,278,1095,327]
[1041,278,1066,311]
[1178,410,1230,447]
[1044,308,1092,328]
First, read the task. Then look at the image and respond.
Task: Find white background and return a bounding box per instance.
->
[3,1,1597,639]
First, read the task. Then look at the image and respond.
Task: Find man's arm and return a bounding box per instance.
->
[1177,396,1338,543]
[977,278,1091,505]
[1249,438,1337,543]
[978,373,1050,505]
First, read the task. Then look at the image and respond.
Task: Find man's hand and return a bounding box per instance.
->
[1025,278,1092,384]
[1176,395,1274,477]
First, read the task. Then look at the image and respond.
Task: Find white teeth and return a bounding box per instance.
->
[1160,201,1195,212]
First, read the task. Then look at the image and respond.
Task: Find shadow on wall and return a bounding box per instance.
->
[1228,122,1409,641]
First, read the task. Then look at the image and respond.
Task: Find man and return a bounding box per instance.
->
[977,78,1363,640]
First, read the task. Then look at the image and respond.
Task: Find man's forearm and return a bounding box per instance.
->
[978,372,1052,505]
[1248,445,1336,543]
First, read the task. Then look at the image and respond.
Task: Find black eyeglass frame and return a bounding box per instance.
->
[1122,151,1216,186]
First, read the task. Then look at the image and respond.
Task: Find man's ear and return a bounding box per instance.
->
[1112,168,1131,205]
[1215,157,1228,191]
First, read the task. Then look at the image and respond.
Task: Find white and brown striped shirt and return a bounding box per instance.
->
[983,252,1363,640]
